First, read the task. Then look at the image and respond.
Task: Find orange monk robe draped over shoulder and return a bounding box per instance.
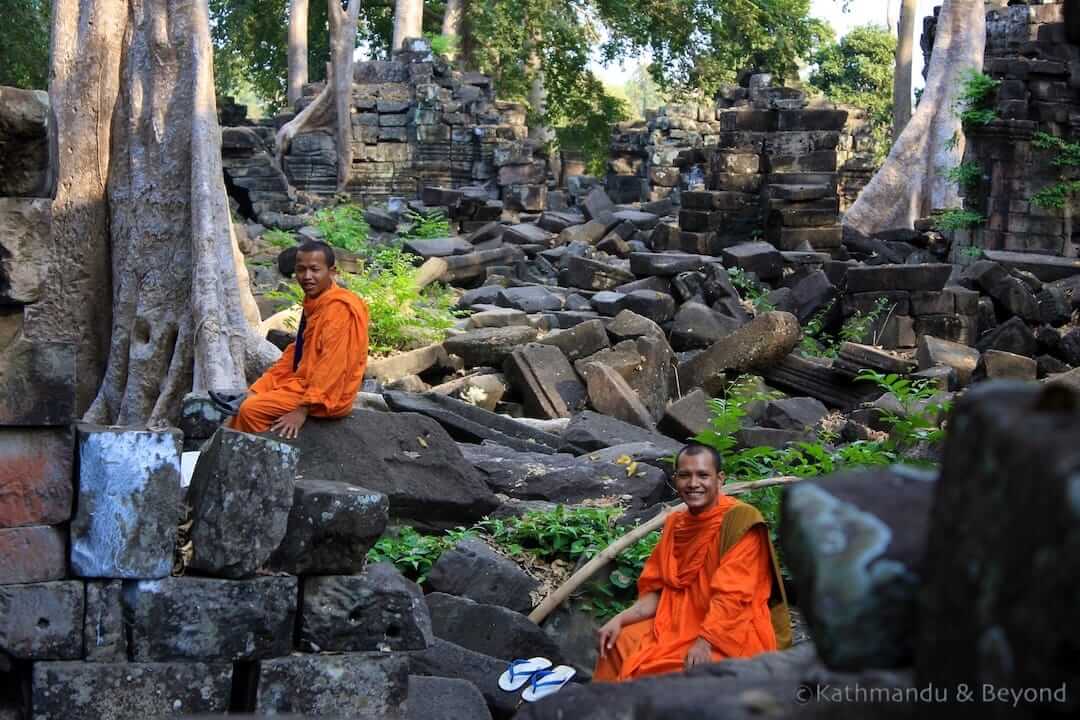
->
[593,496,789,682]
[232,284,369,433]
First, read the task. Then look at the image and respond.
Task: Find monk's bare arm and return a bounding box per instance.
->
[597,591,660,656]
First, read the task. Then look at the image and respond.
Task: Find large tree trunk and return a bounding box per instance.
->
[526,39,550,144]
[76,0,275,428]
[287,0,309,107]
[45,0,126,415]
[392,0,423,52]
[441,0,464,60]
[843,0,986,237]
[329,0,361,193]
[892,0,918,144]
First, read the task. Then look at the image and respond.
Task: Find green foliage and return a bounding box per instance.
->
[855,371,951,454]
[1031,132,1080,210]
[945,162,982,192]
[798,297,891,359]
[399,209,453,240]
[599,0,832,97]
[956,70,1000,128]
[623,62,668,120]
[263,228,297,248]
[931,208,985,232]
[0,0,50,89]
[808,24,896,162]
[959,246,985,260]
[426,32,461,59]
[727,268,774,313]
[367,526,475,584]
[480,505,661,620]
[341,246,458,355]
[312,204,371,255]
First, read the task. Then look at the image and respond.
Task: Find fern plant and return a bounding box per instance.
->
[956,70,1000,128]
[263,228,296,248]
[399,209,452,240]
[313,203,371,255]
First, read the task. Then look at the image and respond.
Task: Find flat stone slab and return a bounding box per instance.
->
[503,343,587,419]
[32,661,232,719]
[443,326,539,367]
[0,580,84,660]
[125,576,297,661]
[256,652,409,718]
[71,425,182,579]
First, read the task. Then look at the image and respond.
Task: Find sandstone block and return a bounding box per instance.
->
[0,580,84,660]
[0,427,73,528]
[0,525,66,584]
[256,652,409,718]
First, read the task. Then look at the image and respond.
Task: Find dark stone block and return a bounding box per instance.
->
[256,652,409,717]
[844,264,952,293]
[407,675,493,720]
[426,592,562,663]
[0,581,84,660]
[427,538,539,614]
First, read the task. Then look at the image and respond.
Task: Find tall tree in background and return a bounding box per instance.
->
[288,0,310,105]
[392,0,423,51]
[52,0,273,427]
[0,0,51,89]
[892,0,918,143]
[624,62,665,120]
[441,0,466,57]
[844,0,986,237]
[810,24,896,161]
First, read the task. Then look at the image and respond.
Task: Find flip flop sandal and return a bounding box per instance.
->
[498,657,553,692]
[521,665,576,703]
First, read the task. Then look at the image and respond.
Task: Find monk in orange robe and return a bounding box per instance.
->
[593,444,791,682]
[230,240,369,438]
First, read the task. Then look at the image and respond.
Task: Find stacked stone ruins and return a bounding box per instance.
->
[3,3,1080,717]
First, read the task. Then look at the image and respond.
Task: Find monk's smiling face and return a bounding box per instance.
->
[295,249,335,299]
[673,450,723,515]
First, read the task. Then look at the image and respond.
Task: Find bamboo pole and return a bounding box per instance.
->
[527,475,801,624]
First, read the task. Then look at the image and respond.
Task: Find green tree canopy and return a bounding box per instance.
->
[809,23,896,160]
[0,0,50,90]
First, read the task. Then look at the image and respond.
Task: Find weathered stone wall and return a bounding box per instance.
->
[934,0,1080,256]
[282,41,542,213]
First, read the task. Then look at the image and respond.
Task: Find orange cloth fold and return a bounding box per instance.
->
[593,496,778,682]
[232,284,369,433]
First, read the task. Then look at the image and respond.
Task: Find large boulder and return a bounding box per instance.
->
[427,538,540,614]
[276,410,499,526]
[782,466,936,670]
[300,563,433,652]
[917,382,1080,708]
[186,428,298,578]
[426,592,562,663]
[460,443,667,507]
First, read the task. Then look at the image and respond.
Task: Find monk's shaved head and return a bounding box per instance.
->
[296,240,335,268]
[675,443,723,475]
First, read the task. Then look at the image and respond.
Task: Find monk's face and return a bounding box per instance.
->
[674,451,723,515]
[295,250,335,298]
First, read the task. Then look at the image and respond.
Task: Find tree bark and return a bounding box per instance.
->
[328,0,361,193]
[45,0,126,415]
[392,0,423,52]
[287,0,309,107]
[78,0,276,428]
[892,0,918,144]
[526,40,550,144]
[843,0,986,237]
[440,0,466,59]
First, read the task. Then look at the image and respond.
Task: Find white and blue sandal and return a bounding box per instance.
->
[521,665,576,702]
[498,657,553,692]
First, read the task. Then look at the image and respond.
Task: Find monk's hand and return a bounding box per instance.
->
[684,637,713,670]
[271,407,309,439]
[597,616,624,658]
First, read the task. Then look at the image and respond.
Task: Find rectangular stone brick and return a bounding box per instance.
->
[84,580,126,661]
[0,340,76,425]
[0,198,50,304]
[32,661,232,719]
[0,427,73,527]
[256,653,409,718]
[0,525,66,584]
[70,426,182,579]
[0,580,83,660]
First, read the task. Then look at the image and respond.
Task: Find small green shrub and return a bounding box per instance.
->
[956,70,1000,128]
[727,267,775,313]
[1031,132,1080,209]
[799,297,891,359]
[945,162,982,192]
[399,209,452,240]
[313,204,371,255]
[263,228,296,248]
[425,32,460,58]
[367,526,474,584]
[856,370,952,453]
[931,208,985,232]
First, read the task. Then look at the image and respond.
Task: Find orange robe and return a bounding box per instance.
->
[593,496,783,682]
[233,284,369,433]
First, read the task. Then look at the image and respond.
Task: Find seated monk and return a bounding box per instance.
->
[593,443,791,682]
[230,240,369,438]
